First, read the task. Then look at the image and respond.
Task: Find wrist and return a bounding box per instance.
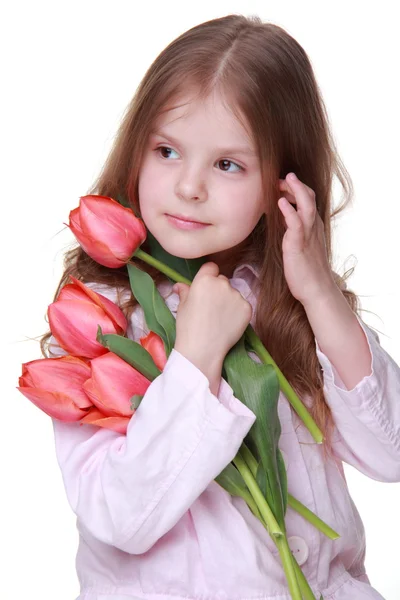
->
[174,344,224,390]
[300,278,340,311]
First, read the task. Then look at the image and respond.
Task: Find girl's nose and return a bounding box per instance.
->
[174,167,208,202]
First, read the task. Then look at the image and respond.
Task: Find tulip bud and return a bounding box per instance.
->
[48,276,127,358]
[68,195,147,268]
[17,356,92,421]
[81,352,151,433]
[139,331,168,371]
[79,406,131,435]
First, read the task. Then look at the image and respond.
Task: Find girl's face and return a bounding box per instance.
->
[138,90,265,269]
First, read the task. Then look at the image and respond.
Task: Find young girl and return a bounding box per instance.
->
[41,14,400,600]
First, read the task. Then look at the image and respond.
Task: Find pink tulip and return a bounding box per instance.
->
[139,331,168,371]
[81,352,152,434]
[79,407,131,435]
[68,195,147,268]
[48,276,127,358]
[17,356,92,421]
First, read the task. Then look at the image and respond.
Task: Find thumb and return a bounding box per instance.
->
[172,282,190,301]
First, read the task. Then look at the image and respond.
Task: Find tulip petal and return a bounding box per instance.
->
[140,332,168,371]
[48,301,116,358]
[81,195,146,239]
[81,377,101,408]
[69,206,127,268]
[69,206,84,235]
[58,284,91,303]
[80,407,130,434]
[69,196,147,268]
[79,196,146,260]
[18,387,90,420]
[19,356,92,408]
[68,276,127,333]
[82,377,129,418]
[71,227,126,268]
[79,199,135,258]
[85,352,151,417]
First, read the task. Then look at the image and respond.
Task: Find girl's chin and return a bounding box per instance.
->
[156,237,216,260]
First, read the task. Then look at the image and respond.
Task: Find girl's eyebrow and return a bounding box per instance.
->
[151,128,257,157]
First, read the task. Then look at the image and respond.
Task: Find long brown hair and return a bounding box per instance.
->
[40,14,365,455]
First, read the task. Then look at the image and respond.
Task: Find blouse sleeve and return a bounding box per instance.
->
[315,313,400,482]
[49,283,256,555]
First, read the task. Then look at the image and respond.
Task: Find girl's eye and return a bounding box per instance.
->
[156,146,179,160]
[155,146,243,173]
[217,159,243,173]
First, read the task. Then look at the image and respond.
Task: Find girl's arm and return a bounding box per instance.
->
[50,284,255,555]
[313,312,400,482]
[303,287,373,391]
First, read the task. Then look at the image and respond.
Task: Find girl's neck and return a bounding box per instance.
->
[206,240,249,279]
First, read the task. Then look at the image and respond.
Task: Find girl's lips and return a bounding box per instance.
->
[165,214,211,230]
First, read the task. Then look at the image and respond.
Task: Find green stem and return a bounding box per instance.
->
[233,452,283,538]
[244,326,323,443]
[275,536,303,600]
[239,444,317,598]
[240,443,339,540]
[253,504,317,599]
[133,248,323,443]
[133,249,187,282]
[288,495,339,541]
[233,452,302,600]
[256,521,317,600]
[239,443,259,476]
[290,554,318,600]
[242,492,263,522]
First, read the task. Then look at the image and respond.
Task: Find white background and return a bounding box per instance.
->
[3,1,399,599]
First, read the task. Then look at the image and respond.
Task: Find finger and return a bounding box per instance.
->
[278,196,305,249]
[277,180,297,207]
[198,262,220,276]
[280,174,316,230]
[279,174,315,197]
[191,262,219,284]
[172,283,183,293]
[173,282,190,301]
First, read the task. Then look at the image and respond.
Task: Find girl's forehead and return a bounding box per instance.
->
[153,92,252,139]
[155,86,238,120]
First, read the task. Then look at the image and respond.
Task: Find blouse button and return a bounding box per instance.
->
[288,536,309,566]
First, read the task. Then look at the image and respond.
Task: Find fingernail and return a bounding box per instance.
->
[288,173,297,181]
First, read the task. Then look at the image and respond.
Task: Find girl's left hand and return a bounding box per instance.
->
[277,173,336,306]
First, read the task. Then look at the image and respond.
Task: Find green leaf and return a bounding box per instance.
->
[127,263,177,356]
[277,448,288,514]
[256,461,267,496]
[256,450,288,516]
[97,327,161,381]
[223,335,287,531]
[215,463,262,521]
[130,395,143,410]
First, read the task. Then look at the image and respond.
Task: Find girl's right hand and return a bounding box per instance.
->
[172,262,253,368]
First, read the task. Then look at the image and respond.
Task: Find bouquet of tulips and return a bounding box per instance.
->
[18,194,337,600]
